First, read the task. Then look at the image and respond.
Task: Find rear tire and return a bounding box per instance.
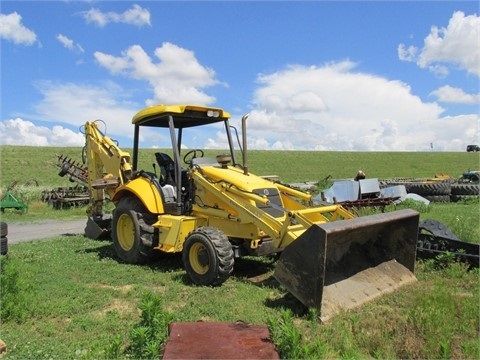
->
[424,195,450,203]
[408,182,451,196]
[451,184,479,196]
[1,222,7,256]
[0,222,7,238]
[182,227,234,286]
[112,196,158,264]
[58,162,70,177]
[0,237,7,256]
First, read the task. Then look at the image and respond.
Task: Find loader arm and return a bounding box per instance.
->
[190,166,356,248]
[190,169,284,239]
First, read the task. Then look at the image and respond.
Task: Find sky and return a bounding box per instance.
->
[0,1,479,152]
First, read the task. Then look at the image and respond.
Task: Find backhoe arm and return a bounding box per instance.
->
[83,121,133,217]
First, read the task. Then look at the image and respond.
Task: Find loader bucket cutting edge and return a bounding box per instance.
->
[273,209,419,322]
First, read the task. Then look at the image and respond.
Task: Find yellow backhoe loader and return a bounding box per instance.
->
[58,104,419,322]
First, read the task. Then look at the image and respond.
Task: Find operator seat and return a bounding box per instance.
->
[155,152,175,186]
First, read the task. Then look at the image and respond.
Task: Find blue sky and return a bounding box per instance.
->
[1,1,479,151]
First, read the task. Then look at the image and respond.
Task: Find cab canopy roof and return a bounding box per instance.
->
[132,104,231,128]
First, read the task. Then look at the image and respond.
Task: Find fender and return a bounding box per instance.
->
[112,174,165,214]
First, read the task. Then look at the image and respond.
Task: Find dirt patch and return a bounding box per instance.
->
[92,298,137,319]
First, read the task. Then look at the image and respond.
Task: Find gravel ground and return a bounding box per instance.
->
[6,219,87,244]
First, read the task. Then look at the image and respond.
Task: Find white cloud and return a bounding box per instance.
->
[0,12,37,45]
[82,4,151,27]
[0,118,84,146]
[122,4,151,26]
[82,8,108,27]
[93,52,130,73]
[8,59,477,151]
[397,44,417,62]
[429,114,480,151]
[94,42,220,105]
[245,61,479,151]
[430,86,480,105]
[399,11,480,77]
[31,80,139,139]
[56,34,84,53]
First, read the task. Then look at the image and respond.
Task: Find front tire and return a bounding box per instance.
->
[182,227,234,286]
[112,196,158,264]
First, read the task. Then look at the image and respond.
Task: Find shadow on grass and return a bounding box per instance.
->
[148,253,184,272]
[167,256,279,286]
[233,256,310,316]
[234,256,277,282]
[81,242,117,260]
[264,293,309,317]
[80,242,185,272]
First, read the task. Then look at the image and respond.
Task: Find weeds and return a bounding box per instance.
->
[0,256,28,322]
[104,336,122,359]
[267,309,304,358]
[447,212,480,242]
[126,291,174,359]
[394,198,430,213]
[267,309,331,359]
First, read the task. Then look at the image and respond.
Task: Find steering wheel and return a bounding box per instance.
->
[183,149,204,165]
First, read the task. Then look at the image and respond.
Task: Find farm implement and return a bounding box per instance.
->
[0,191,28,213]
[41,185,90,210]
[417,219,479,268]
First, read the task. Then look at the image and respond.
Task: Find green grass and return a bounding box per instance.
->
[1,235,478,359]
[1,146,479,188]
[1,146,479,359]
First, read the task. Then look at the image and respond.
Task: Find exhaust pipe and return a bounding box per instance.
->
[241,113,249,175]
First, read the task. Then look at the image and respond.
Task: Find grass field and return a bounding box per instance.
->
[1,145,479,188]
[1,146,479,359]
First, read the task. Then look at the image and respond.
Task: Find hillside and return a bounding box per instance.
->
[1,145,478,189]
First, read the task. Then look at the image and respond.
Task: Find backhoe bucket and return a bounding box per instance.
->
[274,209,419,322]
[85,215,112,240]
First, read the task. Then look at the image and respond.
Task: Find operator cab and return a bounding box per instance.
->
[130,105,237,215]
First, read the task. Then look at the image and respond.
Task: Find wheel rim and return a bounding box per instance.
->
[189,242,209,275]
[117,213,135,251]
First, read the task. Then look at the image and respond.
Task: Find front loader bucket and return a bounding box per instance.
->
[274,209,419,322]
[85,215,112,240]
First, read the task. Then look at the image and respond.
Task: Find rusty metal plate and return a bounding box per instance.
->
[162,322,279,359]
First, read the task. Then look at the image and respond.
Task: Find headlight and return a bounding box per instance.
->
[207,110,220,118]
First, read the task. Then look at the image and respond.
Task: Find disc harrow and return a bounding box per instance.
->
[56,154,89,185]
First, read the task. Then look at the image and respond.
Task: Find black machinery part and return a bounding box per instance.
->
[417,219,479,268]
